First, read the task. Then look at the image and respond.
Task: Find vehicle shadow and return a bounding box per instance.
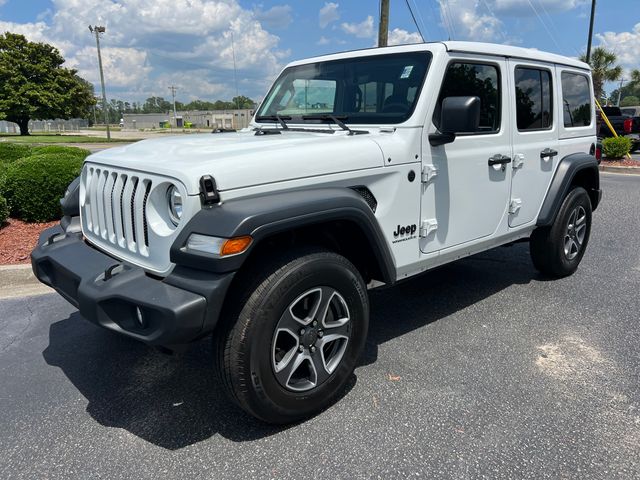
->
[42,242,537,449]
[362,242,537,365]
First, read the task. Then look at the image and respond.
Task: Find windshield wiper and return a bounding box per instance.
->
[255,114,291,130]
[301,114,353,135]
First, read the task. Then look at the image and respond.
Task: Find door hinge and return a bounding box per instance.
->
[513,153,525,170]
[421,164,438,183]
[420,219,438,237]
[509,198,522,214]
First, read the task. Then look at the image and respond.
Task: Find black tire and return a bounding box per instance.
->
[214,248,369,424]
[530,186,592,278]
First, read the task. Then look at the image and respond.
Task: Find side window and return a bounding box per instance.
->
[515,67,552,130]
[561,72,592,127]
[434,62,501,133]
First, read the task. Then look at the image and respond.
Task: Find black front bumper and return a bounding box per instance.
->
[31,225,235,346]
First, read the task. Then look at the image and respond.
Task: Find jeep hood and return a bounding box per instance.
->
[87,130,385,194]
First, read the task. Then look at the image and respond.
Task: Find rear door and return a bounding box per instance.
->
[508,60,558,227]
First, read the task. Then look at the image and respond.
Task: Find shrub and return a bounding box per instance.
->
[0,144,33,176]
[0,143,33,163]
[602,136,632,159]
[30,145,91,160]
[0,195,8,225]
[3,153,84,222]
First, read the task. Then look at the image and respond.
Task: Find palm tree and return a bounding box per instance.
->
[629,69,640,88]
[579,47,622,102]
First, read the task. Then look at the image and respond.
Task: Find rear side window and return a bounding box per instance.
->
[561,72,592,127]
[515,67,552,130]
[434,62,501,134]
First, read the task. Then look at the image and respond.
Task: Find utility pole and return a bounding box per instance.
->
[168,85,178,127]
[378,0,390,47]
[585,0,596,63]
[88,25,110,141]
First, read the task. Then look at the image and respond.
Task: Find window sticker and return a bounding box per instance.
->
[400,65,414,79]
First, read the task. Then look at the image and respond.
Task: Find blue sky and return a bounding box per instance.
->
[0,0,638,103]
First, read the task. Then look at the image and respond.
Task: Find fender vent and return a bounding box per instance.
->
[350,186,377,213]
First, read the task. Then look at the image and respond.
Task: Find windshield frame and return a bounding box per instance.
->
[255,51,432,126]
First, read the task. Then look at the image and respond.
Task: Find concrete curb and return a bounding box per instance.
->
[0,264,52,300]
[599,164,640,175]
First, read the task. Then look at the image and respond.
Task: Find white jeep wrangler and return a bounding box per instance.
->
[32,41,601,423]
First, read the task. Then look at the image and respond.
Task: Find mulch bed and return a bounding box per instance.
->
[602,158,640,167]
[0,218,57,265]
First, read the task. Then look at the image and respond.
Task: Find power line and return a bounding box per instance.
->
[479,0,508,43]
[441,1,457,40]
[525,0,562,52]
[410,0,431,41]
[404,0,425,42]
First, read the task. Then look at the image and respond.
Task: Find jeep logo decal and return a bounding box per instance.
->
[393,224,417,237]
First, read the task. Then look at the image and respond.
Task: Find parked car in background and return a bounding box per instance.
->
[598,106,640,152]
[598,106,628,136]
[620,106,640,118]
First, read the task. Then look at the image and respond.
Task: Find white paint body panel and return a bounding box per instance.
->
[81,42,596,280]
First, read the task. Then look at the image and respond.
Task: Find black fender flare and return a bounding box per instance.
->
[536,153,601,227]
[170,187,396,283]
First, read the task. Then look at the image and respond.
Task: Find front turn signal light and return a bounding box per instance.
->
[220,236,253,256]
[186,233,252,257]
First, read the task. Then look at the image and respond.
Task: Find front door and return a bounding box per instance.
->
[420,56,512,254]
[508,60,558,227]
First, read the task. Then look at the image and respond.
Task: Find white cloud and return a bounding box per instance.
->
[254,5,292,30]
[438,0,503,42]
[319,2,340,29]
[341,15,374,39]
[388,28,422,46]
[66,46,152,88]
[0,0,290,101]
[0,0,7,6]
[317,36,330,45]
[596,23,640,74]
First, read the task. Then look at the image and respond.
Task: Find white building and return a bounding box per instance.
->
[123,109,255,130]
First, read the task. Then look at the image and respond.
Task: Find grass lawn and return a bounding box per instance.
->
[86,126,122,132]
[0,134,133,143]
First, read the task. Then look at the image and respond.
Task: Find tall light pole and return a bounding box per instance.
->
[168,85,178,127]
[378,0,390,47]
[616,78,626,106]
[89,25,110,141]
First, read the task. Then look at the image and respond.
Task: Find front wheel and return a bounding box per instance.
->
[530,186,592,278]
[214,249,369,424]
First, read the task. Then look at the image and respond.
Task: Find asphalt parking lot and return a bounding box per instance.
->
[1,173,639,479]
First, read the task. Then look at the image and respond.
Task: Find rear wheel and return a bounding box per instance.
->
[530,186,592,278]
[214,249,368,424]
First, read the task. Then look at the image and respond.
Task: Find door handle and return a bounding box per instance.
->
[540,148,558,159]
[488,154,512,166]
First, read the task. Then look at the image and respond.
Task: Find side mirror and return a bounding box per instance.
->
[429,96,481,146]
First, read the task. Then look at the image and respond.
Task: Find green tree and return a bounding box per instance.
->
[620,95,639,107]
[142,96,171,113]
[231,95,256,109]
[0,32,95,135]
[579,47,622,102]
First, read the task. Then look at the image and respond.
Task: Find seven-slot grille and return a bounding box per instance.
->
[81,165,152,257]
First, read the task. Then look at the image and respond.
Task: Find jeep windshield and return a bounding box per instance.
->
[256,51,431,125]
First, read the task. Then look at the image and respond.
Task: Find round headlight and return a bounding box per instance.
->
[166,185,183,225]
